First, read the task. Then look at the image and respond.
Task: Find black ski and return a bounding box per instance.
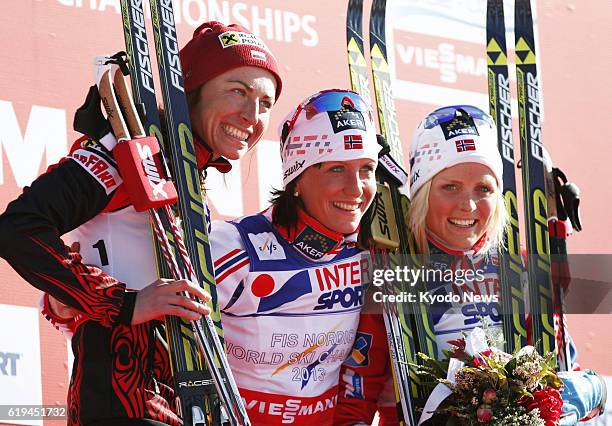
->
[120,0,251,423]
[486,0,529,353]
[119,2,220,424]
[347,3,417,423]
[514,0,567,370]
[347,0,438,423]
[369,0,442,363]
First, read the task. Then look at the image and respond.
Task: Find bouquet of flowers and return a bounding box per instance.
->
[415,329,564,426]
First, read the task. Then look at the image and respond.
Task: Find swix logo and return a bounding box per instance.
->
[283,159,305,180]
[136,142,170,199]
[379,156,398,173]
[71,149,121,193]
[159,0,184,92]
[244,394,337,424]
[379,155,408,185]
[129,0,154,94]
[0,352,20,376]
[373,194,391,239]
[313,259,366,310]
[411,169,421,185]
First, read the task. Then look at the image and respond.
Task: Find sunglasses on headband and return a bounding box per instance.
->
[423,105,494,130]
[281,89,371,144]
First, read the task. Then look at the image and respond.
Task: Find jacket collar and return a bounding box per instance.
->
[426,230,487,256]
[270,206,357,261]
[194,134,232,173]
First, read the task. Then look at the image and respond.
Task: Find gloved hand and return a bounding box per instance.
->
[559,370,606,425]
[73,85,112,140]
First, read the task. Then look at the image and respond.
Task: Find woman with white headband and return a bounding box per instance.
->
[335,105,605,426]
[208,89,380,424]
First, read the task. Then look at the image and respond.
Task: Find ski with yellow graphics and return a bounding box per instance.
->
[347,0,437,423]
[369,0,439,407]
[486,0,529,354]
[119,0,250,424]
[118,2,221,424]
[370,0,438,366]
[514,0,568,371]
[347,3,418,424]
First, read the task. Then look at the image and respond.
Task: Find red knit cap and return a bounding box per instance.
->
[180,21,282,100]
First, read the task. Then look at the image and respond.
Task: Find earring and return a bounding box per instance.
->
[293,191,299,197]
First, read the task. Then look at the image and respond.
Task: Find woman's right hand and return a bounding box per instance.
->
[131,278,212,325]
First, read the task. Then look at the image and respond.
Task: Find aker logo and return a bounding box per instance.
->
[441,115,479,140]
[0,351,20,376]
[248,232,286,261]
[344,332,373,367]
[284,159,306,180]
[327,107,366,134]
[71,149,122,194]
[218,31,270,53]
[292,226,337,260]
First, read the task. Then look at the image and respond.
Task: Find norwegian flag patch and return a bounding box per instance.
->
[344,134,363,150]
[455,139,476,152]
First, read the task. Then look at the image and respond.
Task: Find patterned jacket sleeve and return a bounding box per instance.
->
[0,139,136,327]
[334,313,398,425]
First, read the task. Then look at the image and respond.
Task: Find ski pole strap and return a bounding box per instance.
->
[378,153,408,186]
[373,131,408,186]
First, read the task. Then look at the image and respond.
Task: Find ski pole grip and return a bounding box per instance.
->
[114,136,178,211]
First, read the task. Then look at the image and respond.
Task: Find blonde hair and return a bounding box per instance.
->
[407,180,508,255]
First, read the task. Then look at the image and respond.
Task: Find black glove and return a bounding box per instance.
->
[73,85,112,140]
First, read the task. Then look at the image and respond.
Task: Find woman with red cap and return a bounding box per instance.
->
[0,22,281,426]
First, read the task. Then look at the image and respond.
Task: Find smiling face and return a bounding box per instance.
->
[189,66,277,160]
[426,162,498,250]
[295,159,377,234]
